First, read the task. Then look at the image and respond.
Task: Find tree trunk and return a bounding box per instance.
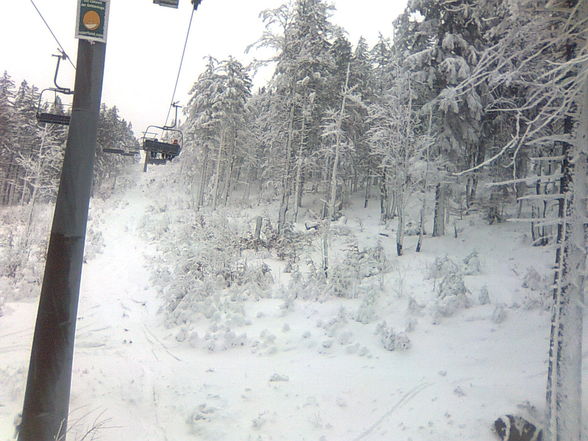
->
[293,111,307,223]
[223,133,237,206]
[396,198,404,256]
[278,104,296,235]
[212,131,224,211]
[328,63,351,222]
[433,183,445,237]
[364,174,370,208]
[379,171,387,221]
[546,12,586,439]
[197,145,209,211]
[416,200,425,252]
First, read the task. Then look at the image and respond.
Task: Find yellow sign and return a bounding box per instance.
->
[83,11,101,31]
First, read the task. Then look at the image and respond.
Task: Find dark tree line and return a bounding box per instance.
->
[0,70,139,207]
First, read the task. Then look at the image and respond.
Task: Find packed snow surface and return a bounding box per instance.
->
[1,163,585,440]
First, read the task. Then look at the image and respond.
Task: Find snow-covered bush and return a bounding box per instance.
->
[434,272,472,317]
[0,230,22,278]
[427,255,460,280]
[355,289,379,324]
[407,296,425,315]
[522,267,546,291]
[492,304,507,324]
[376,321,411,351]
[329,262,359,298]
[0,207,50,298]
[285,260,327,301]
[478,285,490,305]
[521,267,550,310]
[462,251,481,275]
[83,227,105,261]
[329,244,387,298]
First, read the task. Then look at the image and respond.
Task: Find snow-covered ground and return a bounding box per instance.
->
[1,162,585,441]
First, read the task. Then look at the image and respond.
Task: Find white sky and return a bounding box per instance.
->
[0,0,407,135]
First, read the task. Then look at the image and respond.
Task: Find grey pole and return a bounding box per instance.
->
[18,38,106,441]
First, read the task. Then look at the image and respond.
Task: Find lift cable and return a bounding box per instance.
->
[29,0,76,70]
[163,5,197,128]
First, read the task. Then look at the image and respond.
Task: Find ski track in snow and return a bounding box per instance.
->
[352,381,432,441]
[2,163,587,440]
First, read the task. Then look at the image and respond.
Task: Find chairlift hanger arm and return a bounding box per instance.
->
[163,102,182,130]
[143,124,183,142]
[52,50,72,94]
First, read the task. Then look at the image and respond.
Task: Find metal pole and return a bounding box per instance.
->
[18,38,106,441]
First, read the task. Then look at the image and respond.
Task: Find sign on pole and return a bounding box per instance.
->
[153,0,179,8]
[75,0,110,43]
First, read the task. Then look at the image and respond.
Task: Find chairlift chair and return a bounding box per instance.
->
[36,51,73,126]
[142,127,183,171]
[142,103,183,172]
[103,148,141,157]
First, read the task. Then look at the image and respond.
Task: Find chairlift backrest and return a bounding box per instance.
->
[142,125,183,157]
[36,51,74,126]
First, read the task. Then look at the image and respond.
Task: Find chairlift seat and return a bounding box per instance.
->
[103,148,125,155]
[36,112,71,126]
[143,138,181,157]
[146,158,168,165]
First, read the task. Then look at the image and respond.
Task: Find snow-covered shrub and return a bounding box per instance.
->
[329,259,360,298]
[355,289,379,324]
[492,304,507,324]
[521,267,550,310]
[478,285,490,305]
[434,272,472,317]
[0,366,26,406]
[360,244,388,277]
[317,308,348,339]
[0,231,22,278]
[187,403,217,432]
[376,321,411,351]
[407,296,425,315]
[202,328,249,352]
[0,210,49,298]
[83,227,105,261]
[329,244,387,298]
[522,267,545,291]
[462,251,481,275]
[285,261,327,301]
[427,255,460,280]
[405,317,417,332]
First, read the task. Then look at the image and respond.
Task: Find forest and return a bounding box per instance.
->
[0,0,586,440]
[0,72,139,208]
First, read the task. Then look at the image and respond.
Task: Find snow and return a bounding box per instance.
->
[1,163,585,441]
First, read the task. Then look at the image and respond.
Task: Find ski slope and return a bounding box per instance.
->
[1,163,585,441]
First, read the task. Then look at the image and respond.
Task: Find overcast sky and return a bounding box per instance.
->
[0,0,407,135]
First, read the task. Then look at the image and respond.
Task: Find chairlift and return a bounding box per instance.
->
[36,50,73,126]
[103,148,141,157]
[142,103,183,172]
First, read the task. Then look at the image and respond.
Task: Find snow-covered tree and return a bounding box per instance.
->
[252,0,336,232]
[450,1,587,439]
[184,56,252,210]
[368,65,429,256]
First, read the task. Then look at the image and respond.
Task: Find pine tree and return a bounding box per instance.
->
[253,0,336,231]
[450,1,587,438]
[0,72,16,205]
